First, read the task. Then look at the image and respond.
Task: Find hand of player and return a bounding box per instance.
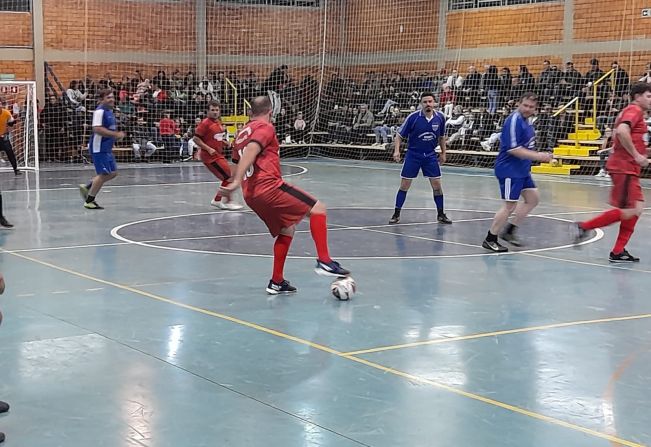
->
[538,152,553,163]
[439,152,446,165]
[635,153,649,167]
[219,181,240,197]
[116,131,126,141]
[393,151,401,163]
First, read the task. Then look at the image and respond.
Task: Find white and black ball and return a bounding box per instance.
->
[330,276,356,301]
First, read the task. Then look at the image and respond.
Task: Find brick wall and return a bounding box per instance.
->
[345,0,439,53]
[574,0,651,42]
[446,3,564,48]
[43,0,196,52]
[0,12,32,47]
[0,61,34,80]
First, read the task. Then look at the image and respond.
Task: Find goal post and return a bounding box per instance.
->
[0,81,39,172]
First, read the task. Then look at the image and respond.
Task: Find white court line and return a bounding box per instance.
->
[3,163,307,193]
[523,252,651,275]
[109,207,604,260]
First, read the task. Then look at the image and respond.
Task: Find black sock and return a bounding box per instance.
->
[486,231,498,242]
[505,223,516,235]
[393,207,401,217]
[86,195,95,204]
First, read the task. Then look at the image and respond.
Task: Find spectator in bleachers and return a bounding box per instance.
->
[349,104,374,143]
[159,112,179,162]
[480,106,510,151]
[66,80,88,112]
[132,116,158,162]
[499,67,512,102]
[373,106,402,146]
[515,65,535,98]
[534,104,556,152]
[472,106,493,140]
[439,83,455,118]
[293,112,307,143]
[445,105,470,146]
[446,69,464,91]
[561,61,583,98]
[461,65,481,107]
[198,76,214,96]
[611,61,630,97]
[484,65,500,114]
[640,63,651,83]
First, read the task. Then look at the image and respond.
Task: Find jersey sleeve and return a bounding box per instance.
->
[193,120,209,139]
[250,124,275,151]
[505,115,527,150]
[398,113,416,138]
[618,106,643,128]
[92,109,105,127]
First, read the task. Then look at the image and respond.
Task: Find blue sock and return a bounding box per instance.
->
[434,193,444,214]
[395,190,407,209]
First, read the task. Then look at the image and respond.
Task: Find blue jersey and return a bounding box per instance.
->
[495,111,536,178]
[398,110,446,156]
[88,105,117,154]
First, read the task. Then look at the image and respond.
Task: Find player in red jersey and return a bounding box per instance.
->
[193,100,243,210]
[220,96,350,294]
[575,82,651,262]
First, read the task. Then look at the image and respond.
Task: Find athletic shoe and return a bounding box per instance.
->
[500,231,522,247]
[210,199,224,208]
[0,401,8,413]
[223,202,244,211]
[594,169,607,178]
[79,184,89,200]
[609,250,640,263]
[482,239,508,252]
[0,217,13,228]
[315,259,350,277]
[573,223,590,244]
[389,214,400,224]
[437,213,453,224]
[0,431,5,443]
[14,170,22,176]
[84,201,104,210]
[266,279,297,295]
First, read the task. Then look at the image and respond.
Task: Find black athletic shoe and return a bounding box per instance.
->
[0,217,13,228]
[266,279,297,295]
[0,401,8,413]
[609,250,640,263]
[573,223,590,244]
[0,431,5,443]
[500,231,522,247]
[315,259,350,277]
[389,214,400,224]
[437,213,452,224]
[482,239,508,253]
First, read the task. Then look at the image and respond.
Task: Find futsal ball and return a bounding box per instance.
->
[331,277,356,301]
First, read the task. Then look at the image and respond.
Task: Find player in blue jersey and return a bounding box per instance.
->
[79,89,125,209]
[389,92,452,224]
[482,92,553,252]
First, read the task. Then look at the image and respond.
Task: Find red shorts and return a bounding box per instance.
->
[246,182,317,237]
[609,173,644,209]
[200,152,231,181]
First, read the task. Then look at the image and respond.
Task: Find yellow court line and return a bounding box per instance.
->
[343,313,651,356]
[5,250,644,447]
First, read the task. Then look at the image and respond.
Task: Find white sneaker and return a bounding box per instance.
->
[223,202,244,211]
[211,199,227,209]
[604,173,611,179]
[594,169,606,178]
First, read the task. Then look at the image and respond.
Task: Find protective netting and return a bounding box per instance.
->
[0,82,38,172]
[2,0,648,175]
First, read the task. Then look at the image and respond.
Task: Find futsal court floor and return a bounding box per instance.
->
[0,158,650,447]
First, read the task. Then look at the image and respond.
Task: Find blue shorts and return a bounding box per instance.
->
[401,152,441,179]
[92,152,117,175]
[498,175,536,201]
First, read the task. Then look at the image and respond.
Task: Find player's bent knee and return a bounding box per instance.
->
[311,200,327,215]
[280,226,296,237]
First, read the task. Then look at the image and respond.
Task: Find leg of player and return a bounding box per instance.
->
[0,192,12,228]
[309,200,351,277]
[266,225,298,294]
[500,187,539,247]
[206,158,243,211]
[0,138,21,176]
[84,172,117,209]
[609,201,643,262]
[429,178,452,224]
[389,178,412,224]
[483,200,517,252]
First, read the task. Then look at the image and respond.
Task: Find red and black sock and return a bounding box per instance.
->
[579,208,622,230]
[272,234,293,283]
[309,213,331,263]
[613,216,639,254]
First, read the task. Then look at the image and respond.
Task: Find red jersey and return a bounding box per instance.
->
[159,118,177,136]
[607,104,649,175]
[235,119,283,199]
[195,118,228,155]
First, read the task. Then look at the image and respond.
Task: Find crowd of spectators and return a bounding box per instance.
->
[37,58,651,163]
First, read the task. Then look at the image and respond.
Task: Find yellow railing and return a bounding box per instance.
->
[553,96,580,149]
[224,77,238,117]
[223,78,251,117]
[592,68,615,133]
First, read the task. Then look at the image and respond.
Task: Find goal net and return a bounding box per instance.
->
[0,81,38,172]
[35,0,649,175]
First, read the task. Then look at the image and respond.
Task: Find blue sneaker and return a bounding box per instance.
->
[315,259,350,277]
